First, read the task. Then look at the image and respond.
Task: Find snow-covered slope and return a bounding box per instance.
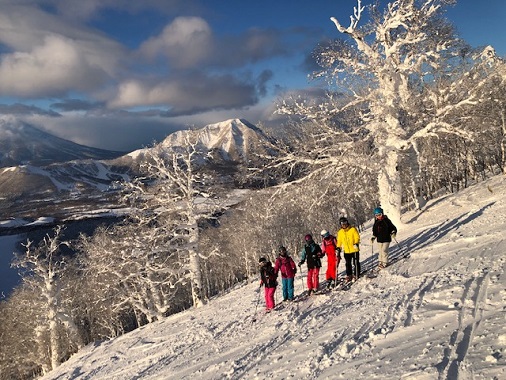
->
[41,175,506,380]
[128,118,276,163]
[163,118,275,161]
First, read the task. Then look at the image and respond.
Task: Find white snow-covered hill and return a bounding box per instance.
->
[163,118,276,161]
[41,175,506,380]
[128,118,277,163]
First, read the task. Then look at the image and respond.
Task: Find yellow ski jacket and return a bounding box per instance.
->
[336,225,360,254]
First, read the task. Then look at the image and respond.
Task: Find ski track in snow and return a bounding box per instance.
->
[42,176,506,380]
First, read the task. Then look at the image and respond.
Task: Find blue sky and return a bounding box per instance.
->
[0,0,504,151]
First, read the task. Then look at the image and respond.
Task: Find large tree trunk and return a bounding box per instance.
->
[46,277,60,371]
[406,144,428,210]
[501,108,506,173]
[188,213,204,308]
[377,149,403,228]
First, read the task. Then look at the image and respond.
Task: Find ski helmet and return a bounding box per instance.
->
[339,217,349,224]
[320,229,330,238]
[374,207,383,215]
[279,246,287,255]
[304,234,313,241]
[258,257,267,264]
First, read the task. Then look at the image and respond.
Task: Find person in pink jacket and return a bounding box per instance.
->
[274,246,297,301]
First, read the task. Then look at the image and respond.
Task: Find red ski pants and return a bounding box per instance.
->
[326,254,340,280]
[264,287,276,310]
[307,268,320,291]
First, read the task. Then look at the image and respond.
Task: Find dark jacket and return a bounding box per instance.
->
[372,215,397,243]
[274,255,297,279]
[299,241,323,269]
[260,261,278,288]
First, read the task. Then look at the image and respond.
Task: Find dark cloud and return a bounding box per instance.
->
[0,103,60,116]
[50,99,104,111]
[110,69,275,116]
[257,70,273,97]
[212,28,289,67]
[159,72,259,116]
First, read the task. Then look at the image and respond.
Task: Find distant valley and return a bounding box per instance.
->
[0,117,278,223]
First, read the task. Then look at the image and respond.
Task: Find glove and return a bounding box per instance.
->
[371,236,376,242]
[353,244,359,251]
[336,247,342,254]
[298,261,304,267]
[391,232,397,239]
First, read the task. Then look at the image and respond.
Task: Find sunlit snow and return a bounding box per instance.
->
[40,175,505,379]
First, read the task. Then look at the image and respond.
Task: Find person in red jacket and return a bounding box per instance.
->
[259,257,277,311]
[274,246,297,301]
[320,229,341,288]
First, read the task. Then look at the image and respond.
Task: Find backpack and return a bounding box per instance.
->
[261,263,278,288]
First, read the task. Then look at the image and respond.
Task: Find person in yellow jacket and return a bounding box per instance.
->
[336,217,361,282]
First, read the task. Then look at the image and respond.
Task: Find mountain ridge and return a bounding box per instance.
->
[0,118,277,219]
[0,117,125,168]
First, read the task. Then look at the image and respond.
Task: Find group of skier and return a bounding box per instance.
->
[258,207,397,312]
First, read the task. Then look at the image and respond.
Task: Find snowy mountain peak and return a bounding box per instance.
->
[0,117,125,167]
[160,118,274,162]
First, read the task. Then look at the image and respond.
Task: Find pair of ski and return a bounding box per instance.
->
[366,251,411,278]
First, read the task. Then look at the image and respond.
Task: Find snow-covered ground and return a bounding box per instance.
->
[42,175,506,379]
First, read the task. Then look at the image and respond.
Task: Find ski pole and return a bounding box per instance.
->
[299,264,305,290]
[371,242,374,271]
[252,286,261,323]
[354,251,359,280]
[335,255,339,287]
[392,235,408,258]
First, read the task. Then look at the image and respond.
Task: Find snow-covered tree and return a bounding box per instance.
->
[11,226,82,374]
[117,137,225,309]
[77,221,188,326]
[276,0,505,226]
[0,286,44,379]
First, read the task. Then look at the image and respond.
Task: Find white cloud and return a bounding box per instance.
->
[0,4,126,98]
[0,35,110,97]
[139,16,213,68]
[109,73,259,115]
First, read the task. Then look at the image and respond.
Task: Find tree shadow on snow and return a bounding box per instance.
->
[404,194,452,224]
[401,201,495,252]
[361,201,495,272]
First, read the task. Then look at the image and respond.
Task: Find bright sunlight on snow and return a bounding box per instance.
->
[42,175,506,379]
